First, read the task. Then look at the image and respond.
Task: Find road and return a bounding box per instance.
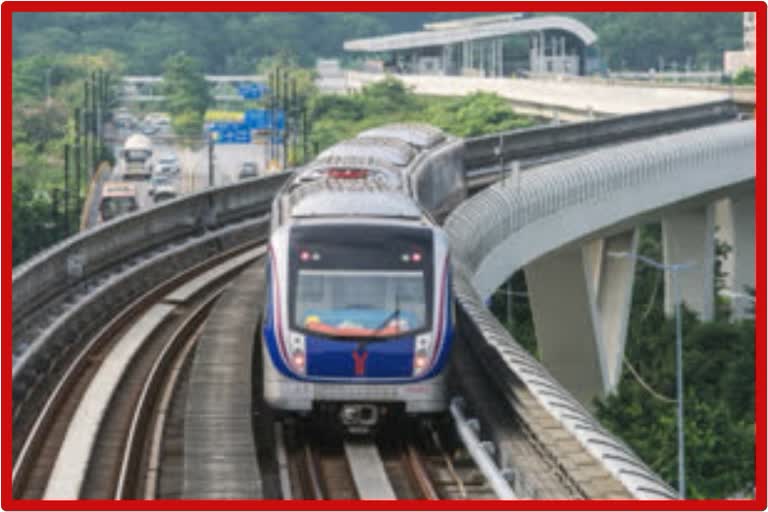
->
[84,125,273,229]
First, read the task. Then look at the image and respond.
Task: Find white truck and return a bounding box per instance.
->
[119,133,154,180]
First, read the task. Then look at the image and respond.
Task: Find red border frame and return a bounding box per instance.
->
[2,2,765,510]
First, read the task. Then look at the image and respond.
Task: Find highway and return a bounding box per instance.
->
[85,124,274,228]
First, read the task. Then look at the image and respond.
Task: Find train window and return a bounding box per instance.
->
[288,224,434,338]
[300,272,324,302]
[295,270,426,339]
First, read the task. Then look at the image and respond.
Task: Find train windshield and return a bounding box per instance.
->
[295,270,426,338]
[289,224,434,339]
[100,197,138,221]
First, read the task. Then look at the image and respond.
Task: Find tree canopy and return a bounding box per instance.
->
[307,77,535,152]
[162,52,213,137]
[12,12,743,74]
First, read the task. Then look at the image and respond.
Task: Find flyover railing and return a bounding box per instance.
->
[463,99,738,172]
[13,174,290,330]
[445,120,755,499]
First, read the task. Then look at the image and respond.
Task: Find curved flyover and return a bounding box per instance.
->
[445,120,755,499]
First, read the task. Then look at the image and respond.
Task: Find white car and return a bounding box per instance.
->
[156,154,180,174]
[153,183,178,202]
[149,174,173,196]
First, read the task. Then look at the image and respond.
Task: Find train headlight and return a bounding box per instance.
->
[288,333,306,374]
[413,334,434,376]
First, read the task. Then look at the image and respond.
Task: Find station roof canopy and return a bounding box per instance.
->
[344,15,598,53]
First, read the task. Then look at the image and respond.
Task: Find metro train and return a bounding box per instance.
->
[260,124,466,431]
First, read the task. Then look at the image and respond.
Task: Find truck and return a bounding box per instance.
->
[119,133,153,180]
[99,181,139,222]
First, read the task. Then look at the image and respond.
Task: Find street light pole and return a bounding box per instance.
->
[672,269,685,499]
[608,251,694,499]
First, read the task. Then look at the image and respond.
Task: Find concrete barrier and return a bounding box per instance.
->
[346,72,730,120]
[12,173,292,342]
[463,100,738,170]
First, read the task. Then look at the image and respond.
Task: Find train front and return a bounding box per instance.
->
[263,219,453,432]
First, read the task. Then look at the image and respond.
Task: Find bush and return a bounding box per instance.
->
[732,67,755,85]
[171,110,204,139]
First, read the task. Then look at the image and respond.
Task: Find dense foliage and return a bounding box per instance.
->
[496,225,755,498]
[162,52,213,137]
[309,77,534,152]
[12,52,120,265]
[568,12,742,71]
[733,67,756,85]
[13,12,743,74]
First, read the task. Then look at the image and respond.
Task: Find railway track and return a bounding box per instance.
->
[12,248,591,501]
[278,420,497,500]
[12,243,265,500]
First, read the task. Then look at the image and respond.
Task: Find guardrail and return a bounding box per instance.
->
[463,100,738,171]
[12,173,292,350]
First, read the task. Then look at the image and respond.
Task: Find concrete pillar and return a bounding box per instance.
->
[466,41,471,71]
[730,192,756,317]
[714,189,755,319]
[525,245,604,407]
[524,229,639,406]
[595,230,639,390]
[662,204,716,321]
[498,39,504,76]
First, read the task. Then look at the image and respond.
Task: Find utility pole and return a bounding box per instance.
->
[74,108,82,218]
[267,70,274,163]
[282,68,289,168]
[291,77,298,166]
[208,132,215,187]
[608,252,694,499]
[91,72,98,168]
[64,144,70,235]
[104,72,111,111]
[51,188,61,237]
[97,69,104,149]
[83,81,90,177]
[274,66,281,164]
[302,106,309,164]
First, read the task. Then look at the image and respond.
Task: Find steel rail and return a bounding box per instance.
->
[115,292,220,498]
[12,240,263,499]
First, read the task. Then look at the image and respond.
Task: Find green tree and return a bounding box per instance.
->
[733,67,755,85]
[162,52,212,137]
[591,225,755,498]
[307,77,533,154]
[425,92,533,137]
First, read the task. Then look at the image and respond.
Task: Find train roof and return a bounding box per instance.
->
[279,164,423,222]
[291,190,422,219]
[357,123,446,149]
[317,137,416,167]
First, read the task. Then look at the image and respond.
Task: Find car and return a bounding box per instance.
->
[114,112,137,129]
[148,174,172,196]
[141,122,159,135]
[156,154,180,174]
[153,184,178,203]
[238,161,259,180]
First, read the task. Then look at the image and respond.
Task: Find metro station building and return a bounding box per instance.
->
[344,14,601,77]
